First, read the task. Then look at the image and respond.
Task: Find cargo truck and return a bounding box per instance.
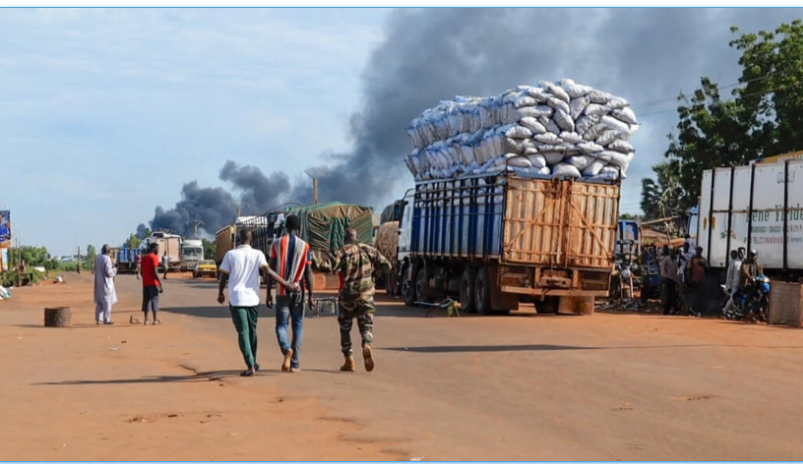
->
[180,239,204,271]
[142,232,182,272]
[115,247,142,274]
[396,172,621,315]
[691,154,803,279]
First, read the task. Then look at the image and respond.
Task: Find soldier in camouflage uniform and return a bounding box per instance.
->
[329,228,391,372]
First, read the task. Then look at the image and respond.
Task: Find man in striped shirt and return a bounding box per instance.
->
[268,215,314,373]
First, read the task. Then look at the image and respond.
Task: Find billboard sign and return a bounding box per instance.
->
[0,210,10,249]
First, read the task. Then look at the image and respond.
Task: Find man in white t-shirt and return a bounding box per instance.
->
[218,228,298,377]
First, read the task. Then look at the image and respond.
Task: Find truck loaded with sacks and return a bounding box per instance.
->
[396,79,639,315]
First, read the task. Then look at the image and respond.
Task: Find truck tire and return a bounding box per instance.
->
[415,268,430,304]
[401,263,416,307]
[475,267,494,315]
[460,268,478,313]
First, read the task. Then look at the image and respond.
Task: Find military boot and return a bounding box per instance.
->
[363,345,374,372]
[340,354,356,372]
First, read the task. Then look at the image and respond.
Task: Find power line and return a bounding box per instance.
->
[629,73,775,111]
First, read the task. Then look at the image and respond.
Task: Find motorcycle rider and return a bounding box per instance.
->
[739,250,764,319]
[740,250,763,290]
[722,249,743,317]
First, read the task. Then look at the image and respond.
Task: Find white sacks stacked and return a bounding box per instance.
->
[404,79,639,182]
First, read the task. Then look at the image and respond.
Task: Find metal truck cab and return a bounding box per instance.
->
[397,189,415,265]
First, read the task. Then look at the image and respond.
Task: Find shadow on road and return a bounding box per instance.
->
[381,342,803,354]
[382,344,597,353]
[33,369,253,386]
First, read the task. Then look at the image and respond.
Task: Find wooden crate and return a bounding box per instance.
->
[768,282,803,328]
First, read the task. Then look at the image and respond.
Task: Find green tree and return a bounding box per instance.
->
[202,238,216,260]
[640,161,689,220]
[19,246,50,266]
[664,20,803,206]
[124,233,141,249]
[730,20,803,158]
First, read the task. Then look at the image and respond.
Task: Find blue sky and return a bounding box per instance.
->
[4,8,795,256]
[1,8,390,255]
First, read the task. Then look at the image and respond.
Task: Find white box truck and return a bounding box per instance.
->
[692,152,803,277]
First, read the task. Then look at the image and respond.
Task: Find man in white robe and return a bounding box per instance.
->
[94,245,118,325]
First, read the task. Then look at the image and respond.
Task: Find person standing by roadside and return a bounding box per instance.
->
[219,228,298,377]
[141,243,164,325]
[267,215,314,373]
[687,247,709,316]
[723,249,743,317]
[327,228,391,373]
[135,253,142,280]
[93,245,118,325]
[162,252,169,280]
[658,245,678,315]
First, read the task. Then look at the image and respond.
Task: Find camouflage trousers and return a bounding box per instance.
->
[338,297,376,355]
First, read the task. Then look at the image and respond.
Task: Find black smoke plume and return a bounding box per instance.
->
[145,8,800,236]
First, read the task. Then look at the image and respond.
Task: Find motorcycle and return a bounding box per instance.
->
[723,275,771,322]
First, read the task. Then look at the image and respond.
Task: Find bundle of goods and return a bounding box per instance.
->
[404,79,639,182]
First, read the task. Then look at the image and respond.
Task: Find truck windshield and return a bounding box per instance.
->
[183,248,202,257]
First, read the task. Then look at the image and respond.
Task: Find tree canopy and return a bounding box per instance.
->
[654,19,803,212]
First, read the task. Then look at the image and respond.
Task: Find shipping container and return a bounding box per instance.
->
[693,159,803,275]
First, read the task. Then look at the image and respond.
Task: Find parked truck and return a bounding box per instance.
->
[115,247,142,274]
[215,224,236,268]
[180,239,204,271]
[142,232,182,272]
[691,152,803,279]
[395,172,621,315]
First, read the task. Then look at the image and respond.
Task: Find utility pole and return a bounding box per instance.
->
[232,202,249,219]
[304,167,329,206]
[187,220,204,239]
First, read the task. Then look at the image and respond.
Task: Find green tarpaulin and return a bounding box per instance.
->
[284,202,374,253]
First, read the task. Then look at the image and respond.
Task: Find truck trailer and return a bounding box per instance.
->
[396,172,621,315]
[142,232,182,272]
[692,156,803,278]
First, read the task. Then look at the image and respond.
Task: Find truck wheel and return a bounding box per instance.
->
[460,268,478,313]
[415,268,430,303]
[475,268,493,315]
[387,272,398,296]
[402,264,416,307]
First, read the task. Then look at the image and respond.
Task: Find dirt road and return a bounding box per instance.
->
[2,274,803,460]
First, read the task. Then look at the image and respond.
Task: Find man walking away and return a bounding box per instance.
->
[723,250,743,317]
[268,215,314,373]
[328,228,391,373]
[162,252,169,279]
[219,228,298,377]
[658,245,677,315]
[141,243,164,325]
[93,245,118,325]
[687,247,709,316]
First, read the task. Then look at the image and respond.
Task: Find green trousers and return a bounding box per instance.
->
[230,305,259,368]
